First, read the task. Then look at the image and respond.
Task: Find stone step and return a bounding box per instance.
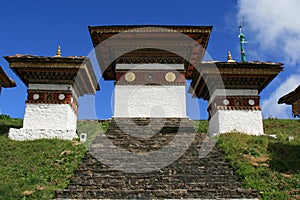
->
[55,188,258,199]
[74,164,234,172]
[55,118,258,199]
[74,161,235,174]
[67,176,240,190]
[65,184,243,192]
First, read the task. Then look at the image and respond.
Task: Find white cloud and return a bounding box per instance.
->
[237,0,300,118]
[238,0,300,63]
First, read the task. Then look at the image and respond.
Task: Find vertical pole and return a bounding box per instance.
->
[239,25,247,62]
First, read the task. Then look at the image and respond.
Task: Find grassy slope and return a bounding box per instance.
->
[0,117,299,199]
[0,117,87,199]
[77,120,110,147]
[217,119,300,200]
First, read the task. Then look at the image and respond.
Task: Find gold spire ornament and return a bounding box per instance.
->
[227,51,235,62]
[55,46,61,57]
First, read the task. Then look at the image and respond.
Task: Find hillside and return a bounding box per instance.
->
[0,115,299,199]
[217,119,300,199]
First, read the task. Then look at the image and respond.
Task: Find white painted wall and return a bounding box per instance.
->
[209,110,264,136]
[23,104,77,130]
[114,85,187,118]
[9,103,78,141]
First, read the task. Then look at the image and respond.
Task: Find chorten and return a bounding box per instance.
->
[89,25,212,118]
[190,61,283,135]
[4,49,99,140]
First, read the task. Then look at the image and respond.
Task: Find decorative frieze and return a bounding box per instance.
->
[115,71,186,85]
[208,96,261,120]
[26,90,78,114]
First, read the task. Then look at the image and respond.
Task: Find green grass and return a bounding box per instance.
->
[0,116,87,199]
[217,119,300,200]
[0,115,22,135]
[77,120,110,147]
[192,120,209,133]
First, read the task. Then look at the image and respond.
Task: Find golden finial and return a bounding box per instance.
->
[227,51,235,62]
[55,46,61,57]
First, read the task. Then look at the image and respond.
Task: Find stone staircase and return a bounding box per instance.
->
[55,118,258,199]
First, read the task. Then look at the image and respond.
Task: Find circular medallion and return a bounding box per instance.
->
[125,72,136,82]
[248,99,255,105]
[223,99,230,106]
[58,94,65,100]
[165,72,176,82]
[33,94,39,100]
[147,74,153,81]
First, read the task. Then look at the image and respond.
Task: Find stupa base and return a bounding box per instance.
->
[8,128,78,141]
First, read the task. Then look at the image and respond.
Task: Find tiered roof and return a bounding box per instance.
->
[0,66,16,89]
[4,54,99,96]
[89,25,212,80]
[189,61,283,100]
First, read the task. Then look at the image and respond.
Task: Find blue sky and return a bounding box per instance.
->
[0,0,299,119]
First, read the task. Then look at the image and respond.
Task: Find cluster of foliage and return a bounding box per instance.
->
[217,119,300,199]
